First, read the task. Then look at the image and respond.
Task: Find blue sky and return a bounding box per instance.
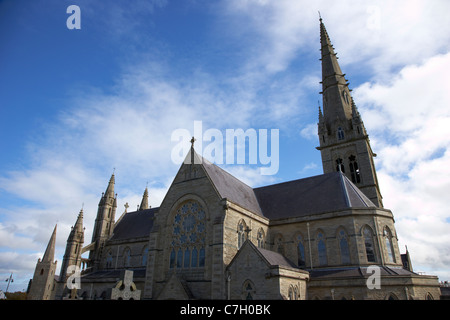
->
[1,0,450,292]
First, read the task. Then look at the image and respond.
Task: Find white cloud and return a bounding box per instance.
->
[298,162,318,175]
[2,0,450,289]
[224,0,450,77]
[300,123,317,140]
[353,52,450,278]
[224,165,278,187]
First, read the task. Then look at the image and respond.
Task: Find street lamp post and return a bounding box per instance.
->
[5,273,13,293]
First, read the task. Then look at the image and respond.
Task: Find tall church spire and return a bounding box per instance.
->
[316,17,383,207]
[319,17,352,128]
[28,224,58,300]
[42,224,57,263]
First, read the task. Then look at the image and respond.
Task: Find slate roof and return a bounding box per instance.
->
[201,157,264,216]
[109,207,158,241]
[107,154,376,242]
[81,268,147,281]
[256,246,299,269]
[309,266,419,280]
[253,171,376,220]
[201,152,375,219]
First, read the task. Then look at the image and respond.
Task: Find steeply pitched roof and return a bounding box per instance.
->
[226,240,303,272]
[256,246,298,269]
[201,157,264,216]
[198,148,375,219]
[309,266,418,280]
[107,154,376,243]
[253,171,376,220]
[109,207,158,241]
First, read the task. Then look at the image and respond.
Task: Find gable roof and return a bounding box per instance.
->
[253,171,376,220]
[109,207,158,241]
[195,149,376,219]
[107,153,377,243]
[201,157,264,216]
[256,246,299,269]
[226,240,301,271]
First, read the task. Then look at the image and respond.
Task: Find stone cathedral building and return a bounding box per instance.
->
[27,18,440,300]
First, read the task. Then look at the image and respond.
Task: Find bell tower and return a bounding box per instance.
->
[316,17,383,207]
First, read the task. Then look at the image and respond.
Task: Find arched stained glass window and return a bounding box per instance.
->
[317,232,327,266]
[338,230,351,265]
[363,226,376,263]
[296,234,306,268]
[191,248,198,268]
[384,227,395,263]
[170,200,207,269]
[199,247,205,267]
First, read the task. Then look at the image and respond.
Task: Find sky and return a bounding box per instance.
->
[1,0,450,293]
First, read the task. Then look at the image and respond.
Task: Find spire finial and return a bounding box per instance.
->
[190,136,196,149]
[318,10,322,21]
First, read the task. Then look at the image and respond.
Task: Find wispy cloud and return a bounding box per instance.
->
[1,0,450,291]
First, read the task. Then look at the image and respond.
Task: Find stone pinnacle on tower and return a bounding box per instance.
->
[139,186,150,210]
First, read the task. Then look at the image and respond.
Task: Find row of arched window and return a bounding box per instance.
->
[105,246,149,269]
[237,220,397,268]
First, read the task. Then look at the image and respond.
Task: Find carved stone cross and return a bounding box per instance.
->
[110,269,141,300]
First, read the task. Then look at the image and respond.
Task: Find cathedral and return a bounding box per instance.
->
[27,18,441,300]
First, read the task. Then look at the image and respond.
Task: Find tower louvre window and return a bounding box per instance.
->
[349,155,361,183]
[336,158,345,173]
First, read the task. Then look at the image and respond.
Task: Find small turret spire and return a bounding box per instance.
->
[105,172,115,197]
[42,224,57,262]
[139,186,149,210]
